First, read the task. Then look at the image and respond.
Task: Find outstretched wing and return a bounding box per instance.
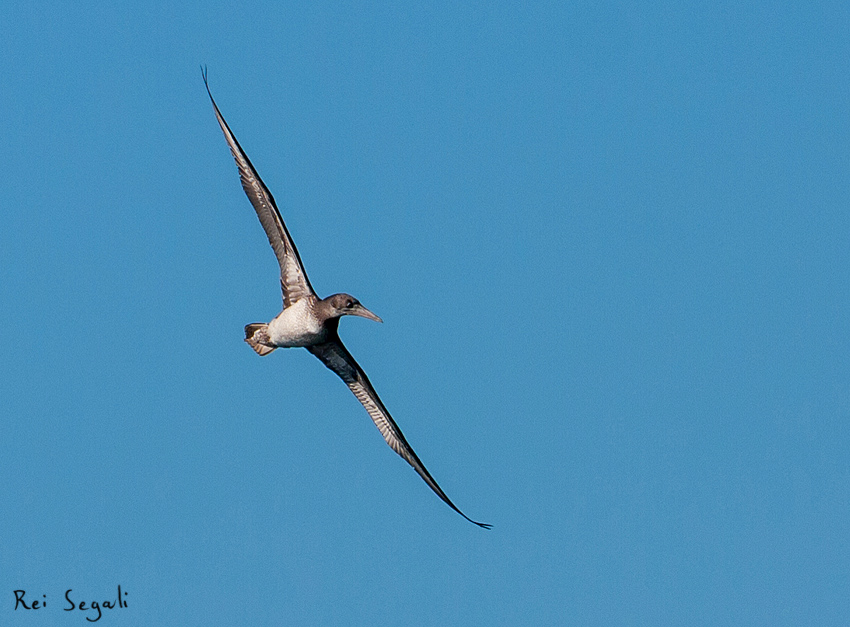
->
[308,339,491,529]
[203,68,315,308]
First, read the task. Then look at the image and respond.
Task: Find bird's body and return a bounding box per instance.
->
[203,68,489,529]
[267,297,326,347]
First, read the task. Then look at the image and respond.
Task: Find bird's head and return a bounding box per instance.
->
[324,293,383,323]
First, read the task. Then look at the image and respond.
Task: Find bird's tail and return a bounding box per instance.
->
[244,323,276,356]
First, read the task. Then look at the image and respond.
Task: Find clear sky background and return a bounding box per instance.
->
[2,1,849,625]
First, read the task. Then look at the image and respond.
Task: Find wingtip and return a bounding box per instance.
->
[201,65,211,95]
[459,511,492,529]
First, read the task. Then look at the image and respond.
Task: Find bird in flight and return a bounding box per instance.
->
[202,68,490,529]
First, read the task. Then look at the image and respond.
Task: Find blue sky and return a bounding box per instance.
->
[2,1,849,624]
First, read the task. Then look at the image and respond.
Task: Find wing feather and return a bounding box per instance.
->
[308,339,490,529]
[203,69,315,307]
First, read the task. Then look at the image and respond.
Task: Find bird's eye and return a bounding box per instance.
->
[347,300,356,308]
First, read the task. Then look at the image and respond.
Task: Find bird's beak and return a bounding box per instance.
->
[350,304,383,323]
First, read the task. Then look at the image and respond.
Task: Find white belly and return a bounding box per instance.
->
[267,299,327,347]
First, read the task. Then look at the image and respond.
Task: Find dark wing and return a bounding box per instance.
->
[203,68,315,308]
[308,339,491,529]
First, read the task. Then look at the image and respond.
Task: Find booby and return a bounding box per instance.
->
[203,69,490,529]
